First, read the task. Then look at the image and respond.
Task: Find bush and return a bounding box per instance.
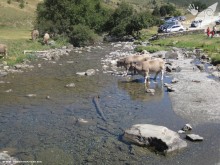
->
[211,54,220,65]
[69,24,99,47]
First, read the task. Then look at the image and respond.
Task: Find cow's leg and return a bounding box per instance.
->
[161,69,164,81]
[154,72,159,81]
[144,71,150,84]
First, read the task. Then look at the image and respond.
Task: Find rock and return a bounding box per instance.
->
[114,44,122,48]
[166,65,172,72]
[167,86,176,92]
[178,130,185,134]
[65,83,75,88]
[3,66,9,70]
[77,118,89,124]
[5,89,12,93]
[196,64,205,71]
[48,40,56,46]
[186,134,204,141]
[216,64,220,71]
[164,83,171,88]
[67,44,74,49]
[76,72,86,76]
[46,96,50,99]
[171,78,179,83]
[200,54,209,60]
[0,151,18,164]
[151,51,167,59]
[172,66,182,72]
[165,51,178,59]
[212,71,220,78]
[182,124,192,131]
[146,89,155,94]
[25,94,37,98]
[85,69,95,76]
[0,71,8,77]
[123,124,187,154]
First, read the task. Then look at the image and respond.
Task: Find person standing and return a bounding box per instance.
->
[206,27,210,37]
[213,25,217,35]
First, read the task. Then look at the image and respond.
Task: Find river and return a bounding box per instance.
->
[0,43,219,165]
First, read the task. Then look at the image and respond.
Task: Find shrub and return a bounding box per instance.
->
[69,24,99,47]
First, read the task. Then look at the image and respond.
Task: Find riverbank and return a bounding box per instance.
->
[167,53,220,125]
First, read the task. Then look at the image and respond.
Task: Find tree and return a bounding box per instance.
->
[160,6,167,16]
[192,1,207,12]
[35,0,110,46]
[152,6,160,16]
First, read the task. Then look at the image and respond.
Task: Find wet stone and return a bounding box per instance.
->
[186,134,204,141]
[76,72,86,76]
[25,94,37,98]
[182,123,192,131]
[145,89,155,94]
[65,83,75,88]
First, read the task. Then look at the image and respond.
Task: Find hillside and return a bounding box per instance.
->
[0,0,218,29]
[0,0,42,28]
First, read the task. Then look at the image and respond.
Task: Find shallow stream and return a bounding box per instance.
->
[0,43,219,165]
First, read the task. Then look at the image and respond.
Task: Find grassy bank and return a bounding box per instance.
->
[0,27,68,66]
[138,28,220,64]
[0,0,68,66]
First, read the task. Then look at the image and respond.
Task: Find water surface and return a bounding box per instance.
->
[0,43,219,165]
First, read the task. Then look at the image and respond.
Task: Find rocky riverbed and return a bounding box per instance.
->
[0,42,220,164]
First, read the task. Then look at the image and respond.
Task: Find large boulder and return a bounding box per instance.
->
[123,124,187,154]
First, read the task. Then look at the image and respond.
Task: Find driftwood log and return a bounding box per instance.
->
[93,96,107,122]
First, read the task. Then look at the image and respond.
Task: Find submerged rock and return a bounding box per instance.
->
[76,72,86,76]
[65,83,75,88]
[85,69,96,76]
[186,134,204,141]
[182,124,192,131]
[145,89,155,94]
[123,124,187,154]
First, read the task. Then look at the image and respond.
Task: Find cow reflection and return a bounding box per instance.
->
[117,78,164,102]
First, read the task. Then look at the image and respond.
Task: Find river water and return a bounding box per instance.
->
[0,43,219,165]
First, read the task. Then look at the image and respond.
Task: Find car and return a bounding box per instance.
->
[216,19,220,25]
[158,21,179,33]
[191,20,202,27]
[177,16,186,21]
[165,25,185,33]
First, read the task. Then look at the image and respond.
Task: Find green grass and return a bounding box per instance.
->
[135,45,169,53]
[0,27,68,65]
[149,33,220,63]
[138,27,220,64]
[0,0,68,66]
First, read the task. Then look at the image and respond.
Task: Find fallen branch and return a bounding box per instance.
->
[23,50,48,54]
[93,96,107,122]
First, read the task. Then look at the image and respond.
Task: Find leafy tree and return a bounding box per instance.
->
[104,2,134,32]
[160,6,167,16]
[192,1,207,12]
[35,0,110,46]
[159,4,181,16]
[69,24,98,47]
[152,6,160,16]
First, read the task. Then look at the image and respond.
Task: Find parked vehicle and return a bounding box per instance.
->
[165,25,185,33]
[177,16,186,21]
[191,20,202,27]
[216,19,220,25]
[158,21,179,33]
